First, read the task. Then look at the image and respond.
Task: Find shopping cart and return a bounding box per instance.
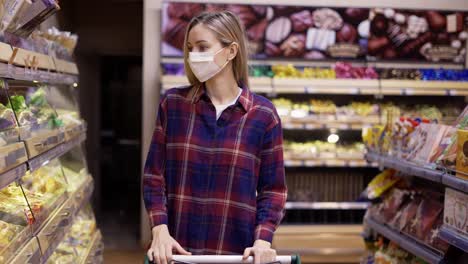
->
[144,255,301,264]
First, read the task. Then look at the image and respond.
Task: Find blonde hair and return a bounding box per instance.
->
[183,11,250,89]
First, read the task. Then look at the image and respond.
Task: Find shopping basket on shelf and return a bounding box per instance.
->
[144,255,301,264]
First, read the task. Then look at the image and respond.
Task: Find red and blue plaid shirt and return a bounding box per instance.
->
[143,84,287,255]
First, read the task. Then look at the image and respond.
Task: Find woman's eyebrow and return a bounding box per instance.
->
[195,40,208,44]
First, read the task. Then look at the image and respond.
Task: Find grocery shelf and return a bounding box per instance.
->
[38,178,94,263]
[441,174,468,194]
[0,163,27,190]
[285,202,370,210]
[284,159,377,168]
[366,152,468,194]
[161,56,465,69]
[161,75,468,96]
[28,132,86,172]
[8,237,41,264]
[282,121,374,131]
[82,231,103,264]
[366,218,445,264]
[439,225,468,253]
[0,141,28,175]
[0,62,78,85]
[273,78,380,95]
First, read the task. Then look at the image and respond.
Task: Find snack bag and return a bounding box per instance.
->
[364,169,400,200]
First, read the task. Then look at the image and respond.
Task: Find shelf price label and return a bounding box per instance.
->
[350,88,360,94]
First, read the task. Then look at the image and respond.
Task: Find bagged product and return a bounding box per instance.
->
[407,195,443,241]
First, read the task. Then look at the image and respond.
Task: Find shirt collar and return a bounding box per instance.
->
[191,82,252,112]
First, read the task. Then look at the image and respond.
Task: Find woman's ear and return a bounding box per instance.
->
[227,42,239,61]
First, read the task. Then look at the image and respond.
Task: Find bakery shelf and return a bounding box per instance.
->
[366,152,468,194]
[285,202,370,210]
[28,132,86,172]
[366,217,445,264]
[439,225,468,253]
[284,159,377,168]
[0,222,35,264]
[0,163,27,190]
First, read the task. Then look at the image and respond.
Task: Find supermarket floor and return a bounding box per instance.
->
[100,210,145,263]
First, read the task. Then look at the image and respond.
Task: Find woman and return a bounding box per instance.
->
[144,10,287,264]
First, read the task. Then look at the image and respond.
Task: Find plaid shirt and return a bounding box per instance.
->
[143,84,287,255]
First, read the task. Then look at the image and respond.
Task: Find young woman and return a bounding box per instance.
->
[144,10,287,264]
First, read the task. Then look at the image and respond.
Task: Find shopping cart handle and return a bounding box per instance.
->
[144,255,301,264]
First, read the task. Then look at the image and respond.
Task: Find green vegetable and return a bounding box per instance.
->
[47,113,63,129]
[8,95,27,112]
[29,88,48,107]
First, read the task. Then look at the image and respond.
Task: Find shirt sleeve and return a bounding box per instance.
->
[143,94,168,228]
[255,117,287,243]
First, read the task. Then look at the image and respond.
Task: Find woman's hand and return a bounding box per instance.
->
[242,240,277,264]
[147,225,191,264]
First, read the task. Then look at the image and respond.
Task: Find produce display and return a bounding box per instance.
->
[60,147,89,192]
[46,207,98,264]
[8,86,62,129]
[0,182,41,226]
[19,159,67,227]
[0,181,40,263]
[0,102,16,132]
[163,63,468,83]
[380,68,468,81]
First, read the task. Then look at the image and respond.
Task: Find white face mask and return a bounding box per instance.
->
[188,45,231,82]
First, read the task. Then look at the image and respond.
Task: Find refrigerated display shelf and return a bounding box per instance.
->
[28,132,86,172]
[286,202,370,210]
[366,218,445,264]
[0,63,78,85]
[0,163,27,190]
[161,75,468,96]
[366,152,468,194]
[439,225,468,253]
[284,159,377,168]
[2,178,91,264]
[82,231,103,264]
[37,178,94,264]
[0,141,28,175]
[8,237,41,264]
